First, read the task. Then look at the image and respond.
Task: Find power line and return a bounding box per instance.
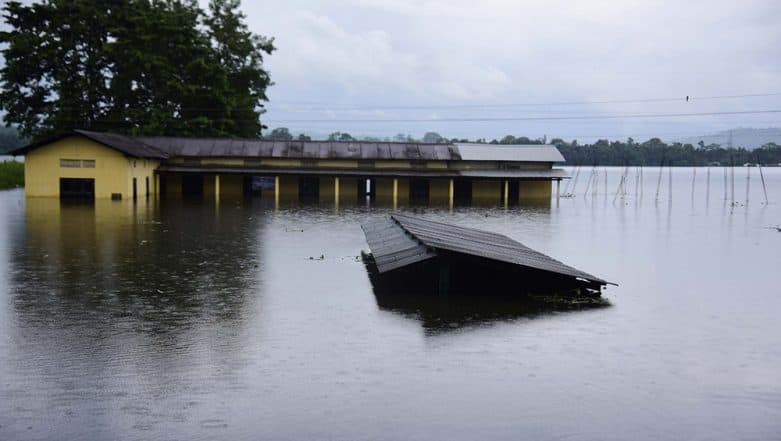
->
[267,109,781,124]
[269,92,781,111]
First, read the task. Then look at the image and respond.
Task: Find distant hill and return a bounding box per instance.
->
[676,127,781,149]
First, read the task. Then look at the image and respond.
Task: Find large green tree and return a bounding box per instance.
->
[0,0,275,140]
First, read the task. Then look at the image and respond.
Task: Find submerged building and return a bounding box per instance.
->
[10,129,567,206]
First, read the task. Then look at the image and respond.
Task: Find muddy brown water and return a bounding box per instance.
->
[1,167,780,440]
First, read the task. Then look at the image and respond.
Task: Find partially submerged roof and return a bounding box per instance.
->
[362,214,610,286]
[9,130,169,159]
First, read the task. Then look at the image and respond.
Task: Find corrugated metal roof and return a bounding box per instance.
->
[10,131,567,164]
[361,217,437,273]
[455,143,565,162]
[137,137,462,161]
[9,130,169,159]
[362,214,609,286]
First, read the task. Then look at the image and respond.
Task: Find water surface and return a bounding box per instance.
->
[1,167,780,440]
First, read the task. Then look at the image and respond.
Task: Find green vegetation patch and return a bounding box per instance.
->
[0,161,24,189]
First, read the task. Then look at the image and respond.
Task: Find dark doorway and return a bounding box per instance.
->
[60,178,95,200]
[243,175,273,198]
[508,180,520,205]
[299,176,320,202]
[160,175,168,197]
[132,177,138,201]
[182,174,204,196]
[409,178,429,205]
[453,179,472,205]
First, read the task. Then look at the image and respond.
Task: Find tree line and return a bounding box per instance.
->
[1,0,274,141]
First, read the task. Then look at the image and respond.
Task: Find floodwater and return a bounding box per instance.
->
[1,167,780,441]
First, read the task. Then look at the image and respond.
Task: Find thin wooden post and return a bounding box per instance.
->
[730,158,735,205]
[758,163,769,204]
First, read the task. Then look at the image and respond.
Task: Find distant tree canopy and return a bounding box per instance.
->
[0,126,26,153]
[551,138,781,166]
[328,132,355,142]
[265,127,293,141]
[0,0,275,141]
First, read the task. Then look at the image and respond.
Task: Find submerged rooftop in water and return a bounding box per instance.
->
[362,214,613,295]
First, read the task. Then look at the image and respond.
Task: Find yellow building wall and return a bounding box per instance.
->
[338,177,358,204]
[473,180,502,205]
[429,179,450,206]
[396,178,409,205]
[24,136,133,198]
[519,181,552,202]
[128,158,160,198]
[319,176,335,203]
[219,174,244,198]
[375,178,394,204]
[277,175,299,203]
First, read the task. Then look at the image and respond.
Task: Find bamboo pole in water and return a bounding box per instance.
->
[635,166,640,199]
[691,167,697,202]
[758,163,769,204]
[655,162,664,201]
[723,167,728,201]
[583,167,594,197]
[668,162,673,202]
[613,174,624,203]
[745,166,751,205]
[569,165,582,194]
[640,166,644,199]
[730,158,735,205]
[706,166,711,203]
[563,164,577,194]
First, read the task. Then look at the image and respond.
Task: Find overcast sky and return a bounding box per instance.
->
[230,0,781,141]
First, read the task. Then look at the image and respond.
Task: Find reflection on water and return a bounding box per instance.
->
[370,284,610,334]
[18,198,264,329]
[1,167,781,441]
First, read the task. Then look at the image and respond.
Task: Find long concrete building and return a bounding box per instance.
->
[11,129,568,207]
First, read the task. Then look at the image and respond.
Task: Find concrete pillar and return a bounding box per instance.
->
[334,176,340,208]
[154,174,160,197]
[448,178,454,210]
[503,180,509,208]
[556,179,561,200]
[214,174,221,202]
[274,176,280,208]
[393,178,398,210]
